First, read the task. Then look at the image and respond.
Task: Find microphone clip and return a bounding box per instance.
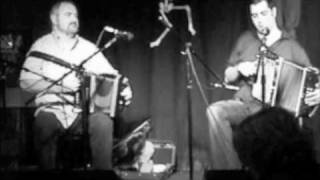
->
[259,44,278,60]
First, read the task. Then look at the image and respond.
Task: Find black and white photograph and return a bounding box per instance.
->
[1,0,320,179]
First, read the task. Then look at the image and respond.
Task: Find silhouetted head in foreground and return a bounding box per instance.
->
[233,107,319,180]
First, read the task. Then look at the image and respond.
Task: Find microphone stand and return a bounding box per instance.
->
[260,48,266,106]
[182,42,194,180]
[152,3,216,179]
[257,34,269,107]
[157,21,196,180]
[152,18,196,180]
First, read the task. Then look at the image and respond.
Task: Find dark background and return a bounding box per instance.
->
[1,0,320,170]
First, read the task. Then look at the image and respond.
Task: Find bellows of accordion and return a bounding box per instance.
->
[89,74,123,117]
[252,57,319,117]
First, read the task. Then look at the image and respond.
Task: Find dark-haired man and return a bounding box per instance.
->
[207,0,320,169]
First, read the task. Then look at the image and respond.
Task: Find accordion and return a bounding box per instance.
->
[89,74,124,118]
[252,56,319,117]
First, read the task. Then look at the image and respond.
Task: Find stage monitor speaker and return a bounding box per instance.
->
[0,170,123,180]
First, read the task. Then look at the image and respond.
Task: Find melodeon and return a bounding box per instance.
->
[252,56,319,117]
[89,74,124,118]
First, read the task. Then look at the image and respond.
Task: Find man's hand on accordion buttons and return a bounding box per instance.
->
[305,86,320,107]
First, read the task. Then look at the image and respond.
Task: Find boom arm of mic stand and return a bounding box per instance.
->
[189,50,226,87]
[183,43,210,106]
[104,36,118,49]
[258,39,271,106]
[24,65,84,106]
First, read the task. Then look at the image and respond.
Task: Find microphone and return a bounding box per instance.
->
[265,49,278,60]
[210,82,239,91]
[258,28,278,60]
[104,26,134,40]
[259,44,278,60]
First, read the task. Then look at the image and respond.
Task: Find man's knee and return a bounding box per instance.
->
[207,103,227,122]
[34,111,63,140]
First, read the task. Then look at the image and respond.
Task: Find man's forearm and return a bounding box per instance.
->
[20,79,73,93]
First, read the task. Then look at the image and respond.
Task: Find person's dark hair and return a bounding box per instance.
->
[250,0,275,8]
[233,107,318,179]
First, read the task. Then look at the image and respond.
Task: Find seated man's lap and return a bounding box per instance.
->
[207,99,262,126]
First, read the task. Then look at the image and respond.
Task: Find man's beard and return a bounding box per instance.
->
[69,22,79,31]
[66,23,79,36]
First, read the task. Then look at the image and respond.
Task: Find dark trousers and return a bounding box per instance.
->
[304,112,320,164]
[33,110,113,170]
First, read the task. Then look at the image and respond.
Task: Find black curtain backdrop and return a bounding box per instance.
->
[1,0,320,170]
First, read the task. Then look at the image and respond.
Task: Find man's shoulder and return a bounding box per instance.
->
[279,35,304,51]
[231,30,258,53]
[30,33,54,50]
[236,30,258,45]
[238,30,256,40]
[35,33,54,43]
